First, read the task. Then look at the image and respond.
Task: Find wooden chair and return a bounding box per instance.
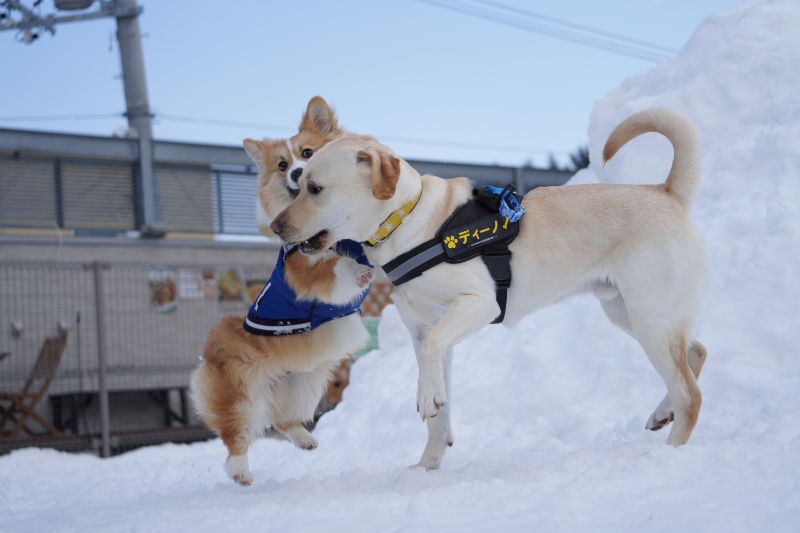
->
[0,332,68,439]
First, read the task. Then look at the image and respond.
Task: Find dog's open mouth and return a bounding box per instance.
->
[298,230,329,254]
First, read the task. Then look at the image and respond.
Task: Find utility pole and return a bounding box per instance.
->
[113,0,161,237]
[1,0,164,237]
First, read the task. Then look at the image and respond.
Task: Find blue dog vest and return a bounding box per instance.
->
[243,240,371,336]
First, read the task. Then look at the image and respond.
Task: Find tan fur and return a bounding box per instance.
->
[191,271,369,484]
[324,357,353,407]
[272,107,709,469]
[273,421,304,433]
[357,148,401,200]
[299,95,341,137]
[284,250,338,301]
[245,96,344,236]
[191,97,369,486]
[667,331,702,444]
[603,107,700,207]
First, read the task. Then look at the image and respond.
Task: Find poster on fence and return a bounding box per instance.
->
[148,266,178,313]
[177,268,216,300]
[216,267,247,314]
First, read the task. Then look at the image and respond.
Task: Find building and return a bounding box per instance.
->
[0,127,571,455]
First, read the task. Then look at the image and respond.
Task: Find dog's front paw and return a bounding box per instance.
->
[416,374,447,420]
[354,264,373,289]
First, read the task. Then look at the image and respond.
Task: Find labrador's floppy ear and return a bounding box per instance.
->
[357,147,401,200]
[299,96,341,136]
[243,138,266,169]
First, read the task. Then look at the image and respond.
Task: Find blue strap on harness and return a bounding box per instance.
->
[483,185,526,222]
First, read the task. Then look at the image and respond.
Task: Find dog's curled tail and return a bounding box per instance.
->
[603,107,700,207]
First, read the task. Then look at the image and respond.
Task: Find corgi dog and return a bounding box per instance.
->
[250,96,345,237]
[190,97,371,486]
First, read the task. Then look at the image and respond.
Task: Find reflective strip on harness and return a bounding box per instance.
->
[380,186,523,324]
[243,316,312,335]
[384,240,445,285]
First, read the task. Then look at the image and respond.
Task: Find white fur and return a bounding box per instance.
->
[279,108,708,470]
[255,194,272,233]
[329,256,373,305]
[286,140,305,191]
[225,454,253,486]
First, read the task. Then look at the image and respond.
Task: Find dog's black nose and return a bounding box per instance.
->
[270,219,283,235]
[290,168,303,182]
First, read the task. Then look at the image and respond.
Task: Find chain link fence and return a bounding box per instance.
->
[0,260,390,456]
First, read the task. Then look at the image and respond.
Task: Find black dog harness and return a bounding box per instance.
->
[379,185,523,323]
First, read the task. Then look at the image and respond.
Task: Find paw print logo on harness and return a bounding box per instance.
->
[443,235,458,249]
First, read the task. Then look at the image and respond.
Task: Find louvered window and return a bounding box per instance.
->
[156,166,214,233]
[0,157,58,229]
[213,170,259,234]
[61,161,135,230]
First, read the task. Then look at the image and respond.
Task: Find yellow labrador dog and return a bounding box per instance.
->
[271,108,708,470]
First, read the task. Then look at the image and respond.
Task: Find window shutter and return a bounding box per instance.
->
[0,158,58,229]
[216,172,259,234]
[61,161,135,230]
[156,166,214,233]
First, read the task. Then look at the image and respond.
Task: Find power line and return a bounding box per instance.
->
[157,113,295,134]
[377,133,566,155]
[468,0,677,54]
[157,114,568,155]
[0,111,571,155]
[0,112,122,122]
[415,0,675,63]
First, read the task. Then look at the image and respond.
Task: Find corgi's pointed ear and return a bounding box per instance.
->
[299,96,341,136]
[243,138,265,169]
[357,147,401,200]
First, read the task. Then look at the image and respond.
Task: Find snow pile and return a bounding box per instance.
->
[1,1,799,531]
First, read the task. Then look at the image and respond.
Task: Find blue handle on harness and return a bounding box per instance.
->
[483,185,525,223]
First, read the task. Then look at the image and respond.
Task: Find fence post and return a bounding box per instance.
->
[92,261,111,458]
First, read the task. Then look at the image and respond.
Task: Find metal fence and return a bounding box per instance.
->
[0,259,390,457]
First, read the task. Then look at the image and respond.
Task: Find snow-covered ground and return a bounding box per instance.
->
[2,1,799,531]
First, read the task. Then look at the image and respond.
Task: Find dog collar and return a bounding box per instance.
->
[364,188,422,246]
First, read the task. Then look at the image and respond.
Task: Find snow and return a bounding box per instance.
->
[2,0,799,531]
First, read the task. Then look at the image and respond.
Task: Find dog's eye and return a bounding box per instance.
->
[307,182,323,195]
[301,148,313,159]
[278,161,288,172]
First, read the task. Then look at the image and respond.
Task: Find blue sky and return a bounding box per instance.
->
[1,0,739,166]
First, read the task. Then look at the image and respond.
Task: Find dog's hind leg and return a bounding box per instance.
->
[274,422,318,450]
[269,368,331,450]
[598,289,633,336]
[597,291,706,435]
[220,404,257,486]
[646,340,707,431]
[629,321,702,446]
[191,360,257,486]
